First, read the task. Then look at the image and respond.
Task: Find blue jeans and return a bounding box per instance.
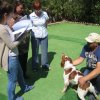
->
[31,36,49,68]
[83,68,93,76]
[7,56,26,100]
[83,68,100,93]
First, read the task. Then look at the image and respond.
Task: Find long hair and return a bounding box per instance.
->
[13,1,25,14]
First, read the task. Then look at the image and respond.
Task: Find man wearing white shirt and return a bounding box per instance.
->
[30,0,49,71]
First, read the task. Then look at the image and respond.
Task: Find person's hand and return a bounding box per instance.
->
[78,77,87,87]
[7,18,15,29]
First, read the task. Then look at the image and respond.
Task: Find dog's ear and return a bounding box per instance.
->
[62,53,65,59]
[61,53,65,67]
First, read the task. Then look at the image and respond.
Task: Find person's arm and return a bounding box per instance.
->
[44,11,49,28]
[73,56,84,66]
[0,27,20,50]
[45,20,48,28]
[73,45,86,66]
[78,62,100,87]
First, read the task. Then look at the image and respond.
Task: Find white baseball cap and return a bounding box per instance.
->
[85,32,100,43]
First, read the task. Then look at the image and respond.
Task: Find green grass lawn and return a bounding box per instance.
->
[0,22,100,100]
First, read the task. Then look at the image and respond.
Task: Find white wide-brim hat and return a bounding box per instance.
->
[85,32,100,43]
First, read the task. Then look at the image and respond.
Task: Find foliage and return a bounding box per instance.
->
[7,0,100,24]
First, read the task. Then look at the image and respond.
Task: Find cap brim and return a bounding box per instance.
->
[85,37,93,43]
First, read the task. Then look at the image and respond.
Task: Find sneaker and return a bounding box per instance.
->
[16,96,24,100]
[42,65,49,71]
[22,85,34,93]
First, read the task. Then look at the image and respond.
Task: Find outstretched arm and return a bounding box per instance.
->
[78,62,100,87]
[73,56,84,66]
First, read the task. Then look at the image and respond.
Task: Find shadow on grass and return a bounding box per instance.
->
[0,94,7,100]
[26,51,56,83]
[16,51,56,96]
[48,51,56,65]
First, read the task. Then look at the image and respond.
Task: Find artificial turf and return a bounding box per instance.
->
[0,22,100,100]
